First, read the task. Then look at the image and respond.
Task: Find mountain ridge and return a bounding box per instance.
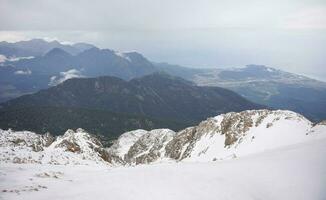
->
[1,109,325,166]
[1,39,325,121]
[1,73,263,123]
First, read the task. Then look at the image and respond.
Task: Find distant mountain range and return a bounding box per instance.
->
[153,63,326,122]
[0,39,325,122]
[0,73,262,138]
[0,38,95,57]
[179,64,326,122]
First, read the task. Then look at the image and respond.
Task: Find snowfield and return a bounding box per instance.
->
[1,138,326,200]
[1,109,326,200]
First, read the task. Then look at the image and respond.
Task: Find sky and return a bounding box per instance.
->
[0,0,326,80]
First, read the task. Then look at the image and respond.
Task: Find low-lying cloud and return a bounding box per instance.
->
[14,69,32,75]
[49,69,84,86]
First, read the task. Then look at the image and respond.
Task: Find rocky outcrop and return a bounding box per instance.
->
[0,128,111,165]
[1,110,325,166]
[107,109,325,164]
[108,129,175,165]
[125,129,175,164]
[0,129,54,152]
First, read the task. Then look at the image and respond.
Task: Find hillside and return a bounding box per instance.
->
[0,39,95,57]
[0,73,263,124]
[0,106,188,141]
[0,43,156,102]
[107,109,326,165]
[1,109,325,166]
[1,109,325,199]
[1,39,325,121]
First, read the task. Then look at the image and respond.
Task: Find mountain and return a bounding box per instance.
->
[0,39,96,102]
[1,39,325,122]
[6,47,156,78]
[1,109,325,166]
[0,73,263,124]
[0,128,110,165]
[74,48,156,79]
[0,106,188,140]
[0,46,156,102]
[0,39,95,58]
[107,109,326,165]
[1,109,325,200]
[2,124,325,200]
[157,63,326,122]
[0,65,51,103]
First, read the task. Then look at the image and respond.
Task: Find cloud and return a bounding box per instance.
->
[0,54,35,63]
[0,55,7,63]
[49,69,84,86]
[0,0,325,80]
[1,0,325,31]
[284,6,326,29]
[14,69,32,75]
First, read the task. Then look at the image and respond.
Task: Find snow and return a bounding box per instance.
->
[108,129,147,158]
[114,51,132,62]
[1,137,326,200]
[185,110,319,162]
[0,129,109,165]
[1,109,326,199]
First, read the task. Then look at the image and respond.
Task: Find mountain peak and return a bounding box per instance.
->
[132,72,195,86]
[0,128,111,164]
[73,43,96,51]
[123,51,147,62]
[27,38,48,43]
[77,47,101,56]
[106,109,325,165]
[44,48,71,57]
[246,64,277,70]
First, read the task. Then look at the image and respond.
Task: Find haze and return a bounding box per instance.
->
[1,0,325,80]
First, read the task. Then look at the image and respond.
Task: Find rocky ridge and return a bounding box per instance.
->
[107,109,326,164]
[1,109,325,166]
[0,128,111,165]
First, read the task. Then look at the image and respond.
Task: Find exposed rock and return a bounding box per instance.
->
[124,129,175,164]
[1,109,325,166]
[107,129,147,164]
[55,140,81,152]
[41,132,54,147]
[31,143,44,152]
[0,128,111,165]
[165,127,196,160]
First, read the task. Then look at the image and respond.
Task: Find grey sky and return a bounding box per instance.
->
[0,0,326,80]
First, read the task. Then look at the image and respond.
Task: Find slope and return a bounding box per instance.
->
[0,73,263,124]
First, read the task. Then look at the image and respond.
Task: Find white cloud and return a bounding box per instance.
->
[0,0,325,80]
[0,55,7,63]
[14,69,32,75]
[284,6,326,29]
[9,56,34,62]
[49,68,84,86]
[1,0,325,31]
[0,54,35,63]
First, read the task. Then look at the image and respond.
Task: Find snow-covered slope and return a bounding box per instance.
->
[107,109,326,164]
[1,110,325,166]
[1,137,326,200]
[108,129,175,165]
[166,110,317,162]
[0,128,110,165]
[1,109,326,200]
